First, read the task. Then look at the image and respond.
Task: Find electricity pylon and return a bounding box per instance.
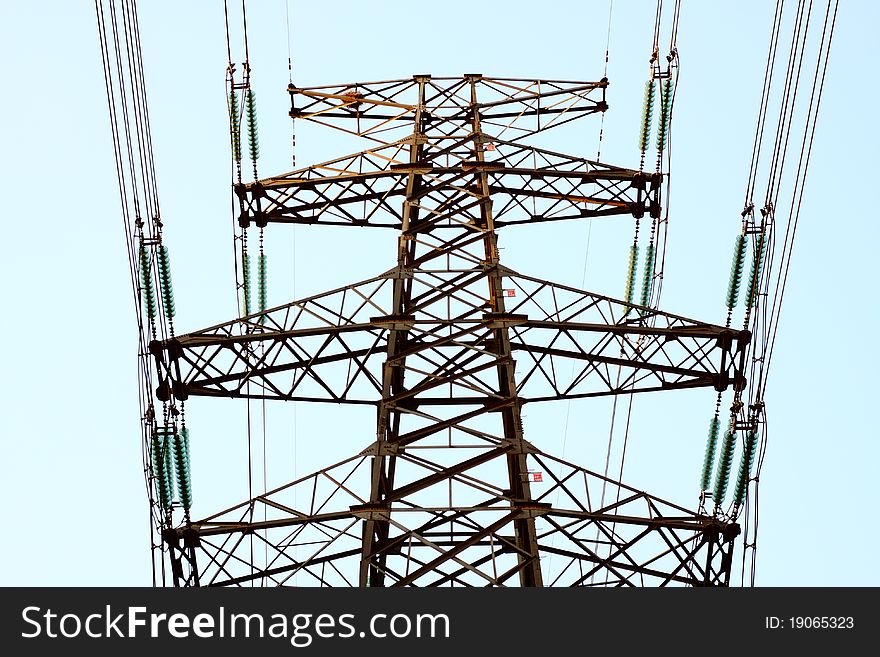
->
[153,75,748,586]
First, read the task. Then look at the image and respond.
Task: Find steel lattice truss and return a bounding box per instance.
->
[155,75,745,586]
[165,450,737,587]
[238,146,659,229]
[287,76,610,146]
[156,270,746,405]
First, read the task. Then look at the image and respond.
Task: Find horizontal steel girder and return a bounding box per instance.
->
[163,447,738,587]
[286,75,608,147]
[235,142,660,230]
[151,268,749,405]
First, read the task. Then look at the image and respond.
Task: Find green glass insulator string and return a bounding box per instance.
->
[639,242,656,307]
[151,430,175,511]
[174,426,193,510]
[157,245,175,319]
[713,420,737,505]
[655,78,673,153]
[624,243,639,312]
[139,243,156,321]
[228,89,242,164]
[733,430,759,507]
[258,251,267,323]
[241,250,252,316]
[638,79,656,161]
[745,234,768,309]
[725,234,748,312]
[700,415,721,492]
[246,89,260,180]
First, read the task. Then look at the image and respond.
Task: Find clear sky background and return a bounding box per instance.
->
[0,0,876,586]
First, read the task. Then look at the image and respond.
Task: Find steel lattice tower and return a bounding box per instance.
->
[153,75,748,586]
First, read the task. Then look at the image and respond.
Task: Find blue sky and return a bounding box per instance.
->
[0,0,876,586]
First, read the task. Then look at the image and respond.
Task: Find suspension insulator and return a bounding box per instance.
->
[624,243,639,310]
[228,90,242,164]
[151,430,175,511]
[639,242,656,307]
[656,78,673,152]
[638,80,656,154]
[157,245,176,318]
[700,415,721,492]
[246,89,260,162]
[745,234,768,309]
[174,426,193,510]
[713,422,736,505]
[139,244,156,320]
[725,234,748,311]
[258,252,267,321]
[733,430,759,507]
[241,251,252,317]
